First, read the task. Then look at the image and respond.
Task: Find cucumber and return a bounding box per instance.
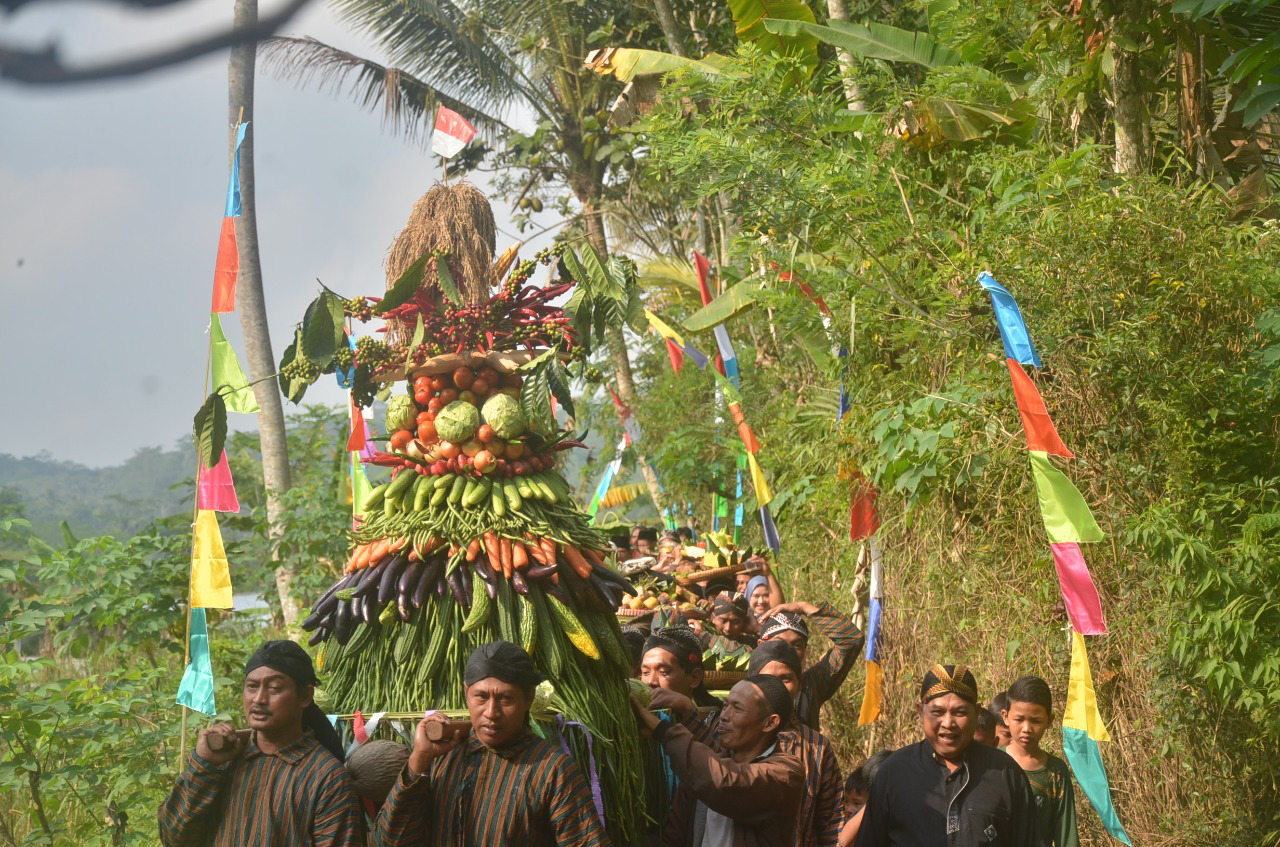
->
[463,477,491,508]
[534,478,559,505]
[384,489,398,518]
[386,468,417,500]
[515,477,534,499]
[447,474,468,505]
[502,480,524,512]
[430,486,449,508]
[412,476,432,511]
[363,484,389,512]
[490,486,506,518]
[433,473,455,490]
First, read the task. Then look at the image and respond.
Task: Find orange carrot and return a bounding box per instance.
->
[465,538,481,562]
[483,531,499,559]
[526,535,551,566]
[349,543,373,573]
[501,537,513,579]
[407,548,420,563]
[562,544,593,579]
[512,540,529,571]
[538,536,557,565]
[367,537,392,566]
[582,546,605,565]
[388,536,407,553]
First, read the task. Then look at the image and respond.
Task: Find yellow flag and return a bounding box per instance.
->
[858,660,883,725]
[1063,631,1110,741]
[746,452,772,507]
[190,510,233,608]
[645,309,686,346]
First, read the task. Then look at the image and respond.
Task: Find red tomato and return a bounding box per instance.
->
[439,388,459,405]
[416,411,433,426]
[389,430,414,451]
[504,441,525,460]
[473,450,495,472]
[430,376,447,391]
[413,376,433,393]
[417,420,438,442]
[471,378,490,396]
[427,396,445,413]
[476,424,495,443]
[479,367,501,387]
[439,441,461,459]
[414,388,432,406]
[453,367,475,390]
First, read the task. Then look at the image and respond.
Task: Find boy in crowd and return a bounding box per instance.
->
[1001,676,1079,847]
[974,707,998,746]
[989,690,1011,747]
[839,750,890,847]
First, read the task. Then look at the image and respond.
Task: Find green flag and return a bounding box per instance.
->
[351,453,372,522]
[210,313,260,414]
[1028,451,1103,543]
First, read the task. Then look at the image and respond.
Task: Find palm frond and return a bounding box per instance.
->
[637,257,703,307]
[261,37,508,142]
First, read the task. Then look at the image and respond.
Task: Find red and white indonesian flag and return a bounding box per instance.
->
[431,105,476,159]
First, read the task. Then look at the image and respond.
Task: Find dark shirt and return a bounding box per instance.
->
[793,601,864,729]
[855,740,1043,847]
[157,732,364,847]
[373,730,608,847]
[778,721,844,847]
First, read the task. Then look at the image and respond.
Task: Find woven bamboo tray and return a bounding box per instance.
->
[615,606,654,618]
[373,349,571,381]
[676,563,747,585]
[703,670,747,687]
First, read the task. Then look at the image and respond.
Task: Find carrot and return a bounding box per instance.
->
[512,540,529,571]
[582,546,605,565]
[538,536,557,565]
[407,548,420,563]
[526,535,551,566]
[465,538,481,562]
[448,544,459,557]
[349,543,373,573]
[367,537,392,567]
[388,536,407,553]
[501,537,513,579]
[549,572,559,585]
[561,544,593,579]
[483,531,499,560]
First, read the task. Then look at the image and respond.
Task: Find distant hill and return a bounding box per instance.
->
[0,445,192,544]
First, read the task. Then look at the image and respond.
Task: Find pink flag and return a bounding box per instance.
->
[431,106,476,159]
[352,710,368,744]
[359,415,378,461]
[1051,542,1107,634]
[197,450,240,513]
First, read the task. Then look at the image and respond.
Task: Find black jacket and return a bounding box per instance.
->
[855,740,1044,847]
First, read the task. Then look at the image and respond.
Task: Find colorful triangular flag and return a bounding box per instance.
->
[1006,359,1072,457]
[1029,452,1104,543]
[978,272,1041,367]
[210,314,259,414]
[197,450,240,513]
[175,607,217,716]
[190,510,233,608]
[431,106,476,159]
[1051,542,1107,634]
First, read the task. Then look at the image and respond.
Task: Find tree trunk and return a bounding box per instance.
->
[1108,4,1146,174]
[825,0,864,110]
[651,0,688,57]
[229,0,298,626]
[579,192,666,516]
[1176,31,1227,185]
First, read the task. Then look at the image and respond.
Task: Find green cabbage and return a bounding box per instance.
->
[481,393,527,440]
[435,401,481,444]
[385,394,417,434]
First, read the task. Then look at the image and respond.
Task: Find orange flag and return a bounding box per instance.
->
[1006,359,1073,457]
[211,217,239,313]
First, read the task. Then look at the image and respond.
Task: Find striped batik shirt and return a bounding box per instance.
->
[794,602,864,729]
[157,732,364,847]
[373,731,609,847]
[778,721,844,847]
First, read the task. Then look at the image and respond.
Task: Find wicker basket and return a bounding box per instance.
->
[676,563,747,585]
[702,670,747,687]
[615,606,653,618]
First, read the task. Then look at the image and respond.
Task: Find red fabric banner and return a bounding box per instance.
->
[850,473,880,540]
[211,217,239,313]
[664,338,685,372]
[1006,359,1074,457]
[346,400,367,453]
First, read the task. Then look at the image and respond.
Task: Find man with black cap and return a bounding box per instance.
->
[635,676,804,847]
[709,594,757,646]
[641,625,723,741]
[855,664,1043,847]
[749,641,844,847]
[158,640,363,846]
[375,640,607,847]
[758,601,864,729]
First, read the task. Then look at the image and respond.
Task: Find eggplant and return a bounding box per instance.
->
[588,574,617,608]
[307,626,328,646]
[460,566,473,600]
[353,560,384,599]
[474,556,494,581]
[447,569,468,608]
[511,569,529,596]
[524,563,558,580]
[546,583,571,606]
[334,600,354,645]
[411,562,435,609]
[397,597,413,622]
[377,555,409,605]
[398,560,424,598]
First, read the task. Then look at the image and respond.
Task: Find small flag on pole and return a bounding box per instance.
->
[431,106,476,159]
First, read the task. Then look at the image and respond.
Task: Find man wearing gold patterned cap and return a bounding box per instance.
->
[854,664,1043,847]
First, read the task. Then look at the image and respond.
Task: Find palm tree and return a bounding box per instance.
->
[262,0,673,511]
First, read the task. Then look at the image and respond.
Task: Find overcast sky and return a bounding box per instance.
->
[0,0,554,466]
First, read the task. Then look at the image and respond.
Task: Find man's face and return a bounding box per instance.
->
[767,630,809,668]
[919,693,976,761]
[1004,701,1050,751]
[711,611,746,641]
[758,661,801,699]
[716,681,778,753]
[243,666,310,735]
[634,537,655,556]
[735,572,752,593]
[994,720,1011,747]
[640,647,701,697]
[466,678,532,749]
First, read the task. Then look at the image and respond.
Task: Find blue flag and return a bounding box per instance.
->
[176,608,217,716]
[978,272,1041,367]
[224,122,248,218]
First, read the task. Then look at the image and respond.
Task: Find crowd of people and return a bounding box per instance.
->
[158,525,1081,847]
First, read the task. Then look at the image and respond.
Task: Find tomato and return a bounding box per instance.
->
[458,390,477,405]
[430,376,447,391]
[439,441,461,459]
[414,388,432,406]
[476,424,495,443]
[502,372,523,388]
[416,411,433,426]
[471,378,490,396]
[417,420,438,442]
[479,367,501,387]
[461,439,484,457]
[413,375,433,393]
[452,366,475,390]
[473,450,495,472]
[427,396,445,413]
[504,441,525,460]
[389,430,414,451]
[439,388,458,405]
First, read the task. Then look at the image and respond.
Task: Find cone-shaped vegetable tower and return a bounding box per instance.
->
[292,183,651,842]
